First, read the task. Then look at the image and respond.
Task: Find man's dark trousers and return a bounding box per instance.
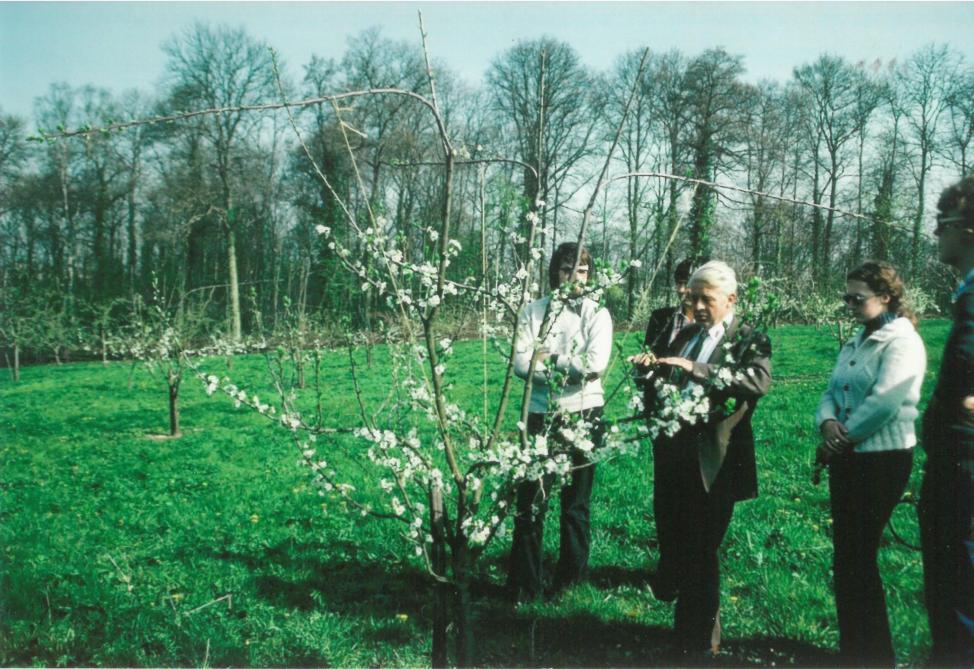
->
[919,452,974,666]
[508,407,603,598]
[920,280,974,666]
[655,428,736,653]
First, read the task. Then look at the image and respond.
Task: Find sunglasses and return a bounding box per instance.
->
[842,293,874,306]
[934,214,969,235]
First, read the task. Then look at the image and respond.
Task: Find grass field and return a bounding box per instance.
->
[0,320,951,667]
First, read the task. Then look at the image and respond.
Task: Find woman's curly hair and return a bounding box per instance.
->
[847,261,918,328]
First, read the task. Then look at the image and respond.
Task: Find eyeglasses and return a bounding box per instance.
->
[842,293,874,306]
[934,213,969,236]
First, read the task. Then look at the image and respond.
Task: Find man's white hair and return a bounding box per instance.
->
[688,260,738,296]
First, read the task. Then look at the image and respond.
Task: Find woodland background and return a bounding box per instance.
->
[1,26,972,359]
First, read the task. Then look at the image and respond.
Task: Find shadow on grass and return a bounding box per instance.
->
[588,563,654,590]
[229,538,837,667]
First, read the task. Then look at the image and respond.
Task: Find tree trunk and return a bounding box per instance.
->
[7,343,20,382]
[430,488,448,668]
[854,135,866,265]
[626,178,638,320]
[811,151,823,286]
[453,541,473,668]
[295,349,306,390]
[168,370,181,437]
[226,222,242,341]
[127,171,139,297]
[751,198,763,270]
[912,146,929,277]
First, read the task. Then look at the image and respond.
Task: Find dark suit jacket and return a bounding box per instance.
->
[924,280,974,456]
[643,306,680,357]
[635,306,684,410]
[662,315,773,500]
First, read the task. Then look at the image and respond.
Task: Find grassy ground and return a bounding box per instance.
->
[0,321,950,667]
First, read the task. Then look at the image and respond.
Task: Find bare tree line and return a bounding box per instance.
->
[1,24,972,361]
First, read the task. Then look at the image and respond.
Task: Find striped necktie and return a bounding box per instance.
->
[682,329,707,362]
[673,329,706,386]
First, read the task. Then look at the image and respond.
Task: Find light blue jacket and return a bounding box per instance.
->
[816,316,927,453]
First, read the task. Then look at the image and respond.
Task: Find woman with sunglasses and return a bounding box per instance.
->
[814,261,927,667]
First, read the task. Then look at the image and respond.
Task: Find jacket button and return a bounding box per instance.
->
[849,361,856,366]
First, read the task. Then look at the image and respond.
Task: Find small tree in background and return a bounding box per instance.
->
[112,281,219,437]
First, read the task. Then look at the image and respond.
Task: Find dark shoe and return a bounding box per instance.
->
[678,647,718,667]
[544,577,577,601]
[648,570,678,602]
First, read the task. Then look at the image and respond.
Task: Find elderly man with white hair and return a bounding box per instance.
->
[635,260,772,658]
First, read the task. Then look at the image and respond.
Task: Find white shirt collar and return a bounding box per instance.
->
[704,311,735,339]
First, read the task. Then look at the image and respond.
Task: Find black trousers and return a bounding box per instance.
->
[507,407,603,598]
[654,434,736,652]
[919,453,974,667]
[828,449,913,668]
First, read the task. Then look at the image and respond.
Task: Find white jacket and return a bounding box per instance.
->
[815,316,927,453]
[513,295,613,414]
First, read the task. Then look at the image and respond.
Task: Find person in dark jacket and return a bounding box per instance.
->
[635,261,772,657]
[920,174,974,667]
[631,258,706,425]
[641,257,701,360]
[629,257,699,604]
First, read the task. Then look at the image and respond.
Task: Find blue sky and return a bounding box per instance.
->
[2,1,974,123]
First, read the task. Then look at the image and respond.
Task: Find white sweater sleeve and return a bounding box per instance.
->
[844,333,927,443]
[552,306,613,384]
[513,303,550,385]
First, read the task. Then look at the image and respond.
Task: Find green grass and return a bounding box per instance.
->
[0,321,952,667]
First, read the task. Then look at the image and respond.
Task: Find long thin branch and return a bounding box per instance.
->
[574,48,652,263]
[417,10,463,491]
[380,156,539,182]
[610,171,875,223]
[34,88,445,142]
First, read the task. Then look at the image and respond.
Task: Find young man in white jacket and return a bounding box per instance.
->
[507,242,613,601]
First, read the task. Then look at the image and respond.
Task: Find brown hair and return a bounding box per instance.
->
[937,174,974,232]
[847,261,918,327]
[549,243,593,289]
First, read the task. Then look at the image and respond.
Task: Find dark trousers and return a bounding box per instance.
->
[919,453,974,667]
[654,435,736,652]
[507,407,603,598]
[828,449,913,667]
